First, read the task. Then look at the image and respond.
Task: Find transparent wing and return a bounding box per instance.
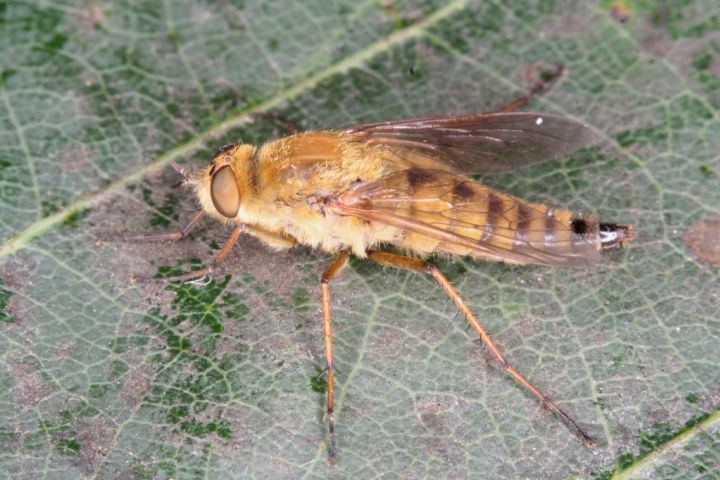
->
[345,112,598,175]
[329,169,601,267]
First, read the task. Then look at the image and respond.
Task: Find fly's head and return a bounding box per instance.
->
[187,143,257,223]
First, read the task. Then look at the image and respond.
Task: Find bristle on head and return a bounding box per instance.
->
[171,162,189,177]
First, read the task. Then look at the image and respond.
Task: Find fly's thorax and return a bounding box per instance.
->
[236,195,373,256]
[252,132,388,196]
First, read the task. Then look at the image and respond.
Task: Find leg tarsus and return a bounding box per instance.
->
[185,274,212,286]
[316,365,341,379]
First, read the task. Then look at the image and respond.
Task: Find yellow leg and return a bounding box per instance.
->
[320,251,350,465]
[101,209,244,284]
[145,224,244,283]
[367,250,594,448]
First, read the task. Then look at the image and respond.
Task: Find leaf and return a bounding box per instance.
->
[1,1,719,478]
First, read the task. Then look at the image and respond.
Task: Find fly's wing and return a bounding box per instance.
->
[329,169,602,267]
[345,112,597,175]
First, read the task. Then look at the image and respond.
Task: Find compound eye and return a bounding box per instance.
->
[210,165,240,218]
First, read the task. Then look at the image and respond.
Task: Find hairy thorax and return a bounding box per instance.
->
[195,132,399,256]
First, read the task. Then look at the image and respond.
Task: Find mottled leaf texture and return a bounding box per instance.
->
[1,1,719,479]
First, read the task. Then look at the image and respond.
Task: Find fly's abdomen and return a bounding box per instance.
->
[335,169,632,266]
[402,175,629,265]
[432,184,610,264]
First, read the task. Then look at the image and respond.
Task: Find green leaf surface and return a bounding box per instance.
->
[1,1,719,478]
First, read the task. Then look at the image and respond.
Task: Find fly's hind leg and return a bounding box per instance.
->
[497,65,566,113]
[366,250,595,448]
[320,251,350,465]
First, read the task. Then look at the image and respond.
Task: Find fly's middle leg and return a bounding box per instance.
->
[320,251,350,465]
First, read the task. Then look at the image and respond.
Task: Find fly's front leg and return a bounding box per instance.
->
[99,208,231,283]
[366,251,595,448]
[320,251,350,465]
[99,162,200,243]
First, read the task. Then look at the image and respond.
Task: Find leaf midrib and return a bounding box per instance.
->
[612,410,720,480]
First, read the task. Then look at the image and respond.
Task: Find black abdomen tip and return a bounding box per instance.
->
[599,223,634,249]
